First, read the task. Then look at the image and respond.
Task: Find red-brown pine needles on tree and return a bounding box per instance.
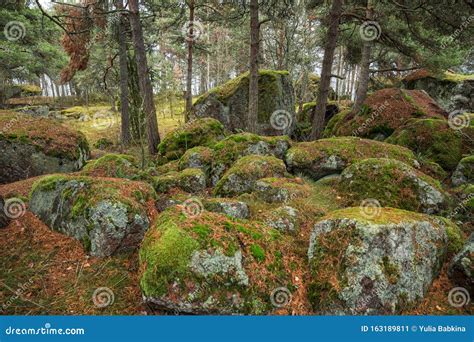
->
[57,0,106,83]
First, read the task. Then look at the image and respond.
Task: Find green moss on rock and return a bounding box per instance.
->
[192,70,295,136]
[81,154,139,179]
[29,175,156,257]
[157,118,225,161]
[139,207,294,314]
[307,207,457,314]
[285,137,418,180]
[153,168,207,193]
[386,118,473,171]
[214,155,287,197]
[338,158,447,214]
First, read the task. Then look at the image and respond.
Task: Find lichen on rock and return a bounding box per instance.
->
[139,207,294,314]
[285,137,418,180]
[307,207,457,314]
[153,168,207,193]
[29,175,156,257]
[214,155,287,197]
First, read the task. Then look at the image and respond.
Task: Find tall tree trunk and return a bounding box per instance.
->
[351,0,374,115]
[248,0,259,133]
[129,0,160,154]
[116,0,130,146]
[310,0,343,140]
[185,0,195,121]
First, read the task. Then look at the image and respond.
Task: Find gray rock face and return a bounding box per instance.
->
[452,156,474,187]
[210,136,291,186]
[265,206,299,233]
[190,250,249,286]
[214,155,287,197]
[29,176,153,257]
[144,249,252,315]
[192,71,296,136]
[448,234,474,294]
[203,199,250,219]
[16,106,50,117]
[308,210,448,314]
[404,76,473,113]
[153,168,207,193]
[0,195,11,228]
[0,140,88,184]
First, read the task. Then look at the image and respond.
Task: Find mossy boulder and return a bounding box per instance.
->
[29,175,156,257]
[254,177,310,203]
[0,195,10,228]
[452,156,474,186]
[308,207,459,314]
[339,158,447,214]
[81,154,140,179]
[210,133,291,185]
[178,146,214,171]
[386,118,473,171]
[448,233,474,295]
[139,207,294,314]
[203,198,250,219]
[214,155,287,197]
[403,69,474,113]
[153,168,206,193]
[285,137,418,180]
[157,118,225,161]
[0,111,89,184]
[192,70,296,136]
[264,206,299,234]
[324,88,446,139]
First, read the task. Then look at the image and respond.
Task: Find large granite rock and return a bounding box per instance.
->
[323,88,446,140]
[29,175,156,257]
[0,111,89,184]
[285,137,418,180]
[339,158,447,214]
[191,70,296,136]
[307,207,461,314]
[403,69,474,113]
[139,207,294,314]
